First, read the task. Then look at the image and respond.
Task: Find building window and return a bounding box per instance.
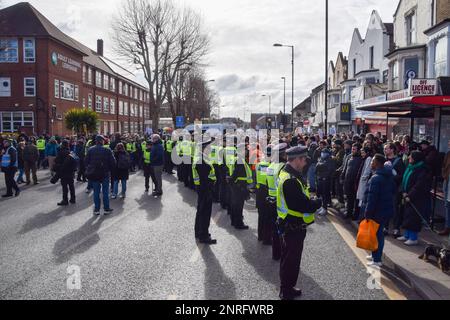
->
[435,37,448,78]
[119,81,123,94]
[24,77,36,97]
[54,80,59,98]
[124,102,129,115]
[103,97,109,113]
[96,96,102,112]
[96,71,102,87]
[0,112,34,132]
[119,101,124,115]
[0,78,11,97]
[88,94,93,110]
[124,83,128,96]
[88,67,92,84]
[60,81,75,100]
[23,38,35,63]
[74,85,79,102]
[110,98,116,114]
[82,97,86,108]
[369,46,374,69]
[83,66,87,83]
[353,59,356,77]
[134,87,138,99]
[110,77,115,92]
[103,74,109,90]
[392,61,399,90]
[0,38,19,63]
[406,11,417,46]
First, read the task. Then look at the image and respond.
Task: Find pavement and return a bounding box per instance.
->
[330,199,450,300]
[0,169,419,300]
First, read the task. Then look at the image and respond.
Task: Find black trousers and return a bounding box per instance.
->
[345,191,357,218]
[280,227,307,292]
[256,186,270,242]
[77,158,86,181]
[220,171,229,209]
[182,163,190,187]
[335,175,344,203]
[144,165,155,191]
[4,168,19,195]
[61,177,75,202]
[177,163,183,181]
[213,165,221,202]
[317,178,332,208]
[230,182,247,227]
[268,201,282,259]
[195,187,213,239]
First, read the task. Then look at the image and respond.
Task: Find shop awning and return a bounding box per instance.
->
[357,96,450,113]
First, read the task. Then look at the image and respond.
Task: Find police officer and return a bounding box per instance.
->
[220,135,234,210]
[36,136,46,169]
[266,143,288,260]
[228,143,253,230]
[176,136,184,182]
[193,138,217,244]
[255,148,271,243]
[143,140,154,193]
[209,137,223,203]
[277,146,322,300]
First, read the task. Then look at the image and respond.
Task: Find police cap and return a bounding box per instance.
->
[271,142,288,154]
[286,146,309,160]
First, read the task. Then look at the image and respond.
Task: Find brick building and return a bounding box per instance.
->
[0,2,150,136]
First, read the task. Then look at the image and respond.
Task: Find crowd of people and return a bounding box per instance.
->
[1,128,449,300]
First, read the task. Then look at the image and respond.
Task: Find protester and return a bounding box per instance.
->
[315,148,335,215]
[112,143,130,199]
[16,141,25,184]
[342,143,363,220]
[398,151,433,246]
[45,137,59,176]
[54,140,77,206]
[1,139,20,197]
[356,146,373,220]
[150,134,164,197]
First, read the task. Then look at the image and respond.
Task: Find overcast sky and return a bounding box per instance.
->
[4,0,399,120]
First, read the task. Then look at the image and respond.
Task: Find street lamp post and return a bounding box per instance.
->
[324,0,329,135]
[281,76,286,130]
[274,43,294,131]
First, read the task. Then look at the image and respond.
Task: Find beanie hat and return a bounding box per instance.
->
[411,150,425,163]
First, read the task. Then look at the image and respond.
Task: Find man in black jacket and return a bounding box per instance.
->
[1,139,20,197]
[54,140,76,206]
[342,143,363,220]
[85,135,116,215]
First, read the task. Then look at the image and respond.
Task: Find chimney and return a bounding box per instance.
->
[97,39,104,56]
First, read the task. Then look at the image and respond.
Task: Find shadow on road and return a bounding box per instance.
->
[201,245,237,300]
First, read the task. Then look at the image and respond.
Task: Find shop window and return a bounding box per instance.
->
[0,38,18,63]
[23,38,35,63]
[24,77,36,97]
[413,118,435,144]
[0,78,11,97]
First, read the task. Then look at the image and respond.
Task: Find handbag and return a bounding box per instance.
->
[356,219,380,252]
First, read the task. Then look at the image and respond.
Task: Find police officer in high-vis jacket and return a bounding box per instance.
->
[277,146,322,300]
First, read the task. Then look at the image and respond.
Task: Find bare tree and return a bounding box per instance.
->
[111,0,209,130]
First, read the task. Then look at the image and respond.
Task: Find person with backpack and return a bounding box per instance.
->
[54,140,77,206]
[85,135,116,215]
[112,143,130,199]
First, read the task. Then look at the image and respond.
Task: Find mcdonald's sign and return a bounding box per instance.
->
[340,103,351,121]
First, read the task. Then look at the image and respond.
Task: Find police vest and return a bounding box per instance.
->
[181,141,191,157]
[176,141,183,156]
[209,145,223,166]
[143,150,151,164]
[104,144,110,149]
[266,162,285,197]
[256,161,270,188]
[1,147,18,168]
[224,146,236,167]
[141,141,147,151]
[192,157,216,186]
[230,158,253,184]
[276,170,314,224]
[36,139,46,151]
[166,140,173,153]
[126,143,136,153]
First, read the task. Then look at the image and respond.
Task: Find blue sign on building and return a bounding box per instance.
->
[176,116,185,128]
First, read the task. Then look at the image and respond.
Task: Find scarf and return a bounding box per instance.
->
[402,161,424,192]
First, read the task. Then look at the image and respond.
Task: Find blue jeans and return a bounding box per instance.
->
[307,163,317,191]
[372,223,385,263]
[92,177,110,211]
[87,180,93,190]
[404,230,418,241]
[16,169,24,182]
[113,179,127,196]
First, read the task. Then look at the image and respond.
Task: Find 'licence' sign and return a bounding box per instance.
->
[409,79,438,96]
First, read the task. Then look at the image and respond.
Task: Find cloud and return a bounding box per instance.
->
[57,4,82,34]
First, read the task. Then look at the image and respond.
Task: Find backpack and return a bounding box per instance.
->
[86,161,106,181]
[117,153,130,170]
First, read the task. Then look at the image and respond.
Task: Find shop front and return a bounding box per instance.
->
[357,78,450,229]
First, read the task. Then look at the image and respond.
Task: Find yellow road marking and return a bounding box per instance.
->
[327,213,407,300]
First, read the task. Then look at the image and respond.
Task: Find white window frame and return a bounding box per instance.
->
[96,71,102,88]
[103,74,109,90]
[54,79,59,98]
[0,38,19,63]
[74,85,79,102]
[110,98,116,114]
[23,38,36,63]
[406,11,417,46]
[124,102,129,115]
[24,77,36,97]
[83,66,87,83]
[82,97,86,108]
[110,77,115,92]
[88,94,93,110]
[119,100,124,115]
[0,77,11,97]
[103,97,109,113]
[96,95,102,112]
[60,81,75,101]
[88,67,92,84]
